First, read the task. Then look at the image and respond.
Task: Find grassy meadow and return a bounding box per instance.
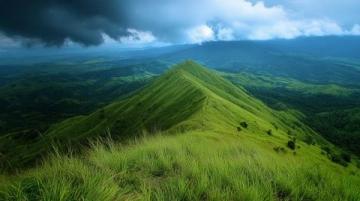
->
[1,131,360,201]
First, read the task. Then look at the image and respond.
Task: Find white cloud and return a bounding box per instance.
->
[245,19,347,40]
[186,25,215,44]
[2,0,359,47]
[174,0,359,42]
[78,0,360,45]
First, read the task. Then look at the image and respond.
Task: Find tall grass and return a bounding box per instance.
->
[1,131,359,201]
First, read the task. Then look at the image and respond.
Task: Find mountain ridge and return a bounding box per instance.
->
[2,61,326,169]
[2,61,360,201]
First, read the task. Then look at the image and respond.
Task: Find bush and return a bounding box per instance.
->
[236,127,242,132]
[240,121,248,129]
[266,129,273,136]
[287,141,296,150]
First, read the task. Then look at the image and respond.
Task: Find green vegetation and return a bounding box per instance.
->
[223,72,359,97]
[0,60,166,135]
[0,60,169,169]
[224,70,360,157]
[1,132,359,201]
[309,108,360,156]
[1,61,326,169]
[1,61,359,200]
[287,140,296,150]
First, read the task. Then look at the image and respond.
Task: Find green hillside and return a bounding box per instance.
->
[3,61,321,164]
[1,61,359,200]
[221,71,360,155]
[45,61,320,139]
[1,61,324,167]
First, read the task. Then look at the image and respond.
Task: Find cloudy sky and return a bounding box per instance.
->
[0,0,359,48]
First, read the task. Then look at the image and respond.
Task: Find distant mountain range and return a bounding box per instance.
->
[158,36,360,85]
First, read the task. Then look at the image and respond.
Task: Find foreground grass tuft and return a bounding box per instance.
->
[1,131,359,201]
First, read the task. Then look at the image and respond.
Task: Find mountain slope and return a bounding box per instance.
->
[1,61,324,169]
[45,61,320,142]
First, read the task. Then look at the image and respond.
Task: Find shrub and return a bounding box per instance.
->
[287,141,296,150]
[240,121,248,129]
[236,127,242,132]
[266,129,273,136]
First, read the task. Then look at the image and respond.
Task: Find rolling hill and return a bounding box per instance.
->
[38,61,325,154]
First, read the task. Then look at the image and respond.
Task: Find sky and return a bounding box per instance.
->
[0,0,359,49]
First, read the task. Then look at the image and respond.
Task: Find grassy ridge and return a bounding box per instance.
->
[1,61,359,200]
[45,61,322,140]
[2,61,324,168]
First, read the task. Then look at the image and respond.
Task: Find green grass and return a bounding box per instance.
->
[1,132,359,201]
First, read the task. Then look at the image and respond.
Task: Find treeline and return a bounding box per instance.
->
[247,87,360,156]
[309,109,360,156]
[0,69,154,135]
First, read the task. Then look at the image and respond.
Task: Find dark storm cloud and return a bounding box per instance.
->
[0,0,359,47]
[0,0,128,46]
[0,0,194,46]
